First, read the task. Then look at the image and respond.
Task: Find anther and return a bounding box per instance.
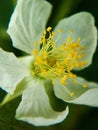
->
[58,29,63,33]
[70,92,74,96]
[47,27,52,32]
[69,29,73,34]
[32,49,38,55]
[83,84,87,88]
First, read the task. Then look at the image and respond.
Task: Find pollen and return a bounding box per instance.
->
[32,71,35,76]
[58,29,63,33]
[35,56,42,65]
[69,73,76,79]
[47,27,52,32]
[69,29,73,34]
[41,69,46,76]
[70,92,74,96]
[43,51,48,59]
[31,27,87,96]
[32,49,38,56]
[83,84,87,88]
[60,75,67,85]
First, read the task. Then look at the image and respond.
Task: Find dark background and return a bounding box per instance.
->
[0,0,98,130]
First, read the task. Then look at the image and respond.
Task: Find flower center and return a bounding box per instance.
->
[32,27,86,85]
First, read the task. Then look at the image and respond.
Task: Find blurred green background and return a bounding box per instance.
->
[0,0,98,130]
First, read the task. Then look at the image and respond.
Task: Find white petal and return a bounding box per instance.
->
[0,48,28,94]
[7,0,52,53]
[54,12,97,69]
[54,76,98,107]
[16,79,69,126]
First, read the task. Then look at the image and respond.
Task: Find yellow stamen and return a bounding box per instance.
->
[43,51,48,59]
[60,75,67,85]
[31,27,87,96]
[83,84,87,88]
[52,31,55,35]
[58,29,63,33]
[69,73,76,79]
[32,49,38,55]
[35,56,42,65]
[70,92,74,96]
[47,27,52,31]
[52,80,54,85]
[32,71,35,76]
[41,69,46,76]
[69,29,73,34]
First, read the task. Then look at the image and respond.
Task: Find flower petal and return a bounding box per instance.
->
[70,88,98,107]
[0,48,28,94]
[19,55,34,70]
[1,77,30,106]
[16,79,69,126]
[7,0,52,53]
[54,12,97,69]
[54,77,98,106]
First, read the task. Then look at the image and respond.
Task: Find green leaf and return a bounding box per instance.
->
[16,79,69,126]
[54,76,98,106]
[0,48,28,94]
[7,0,52,53]
[54,12,97,69]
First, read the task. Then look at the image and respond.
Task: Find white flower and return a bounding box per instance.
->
[0,0,98,126]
